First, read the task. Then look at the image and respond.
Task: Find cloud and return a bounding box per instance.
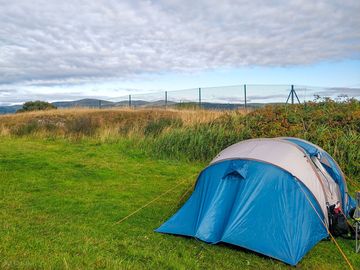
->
[0,0,359,87]
[248,94,289,101]
[317,87,360,97]
[0,89,16,93]
[0,89,94,105]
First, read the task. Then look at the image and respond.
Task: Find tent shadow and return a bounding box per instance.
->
[158,233,290,267]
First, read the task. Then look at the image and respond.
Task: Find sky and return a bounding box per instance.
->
[0,0,360,105]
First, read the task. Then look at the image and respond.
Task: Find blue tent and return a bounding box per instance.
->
[156,138,354,265]
[283,137,356,215]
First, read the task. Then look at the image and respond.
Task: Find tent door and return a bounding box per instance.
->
[311,156,341,206]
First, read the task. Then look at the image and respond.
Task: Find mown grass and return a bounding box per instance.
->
[0,137,359,269]
[0,137,202,269]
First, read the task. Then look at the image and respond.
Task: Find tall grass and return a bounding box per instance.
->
[0,100,359,190]
[145,100,360,189]
[0,108,224,138]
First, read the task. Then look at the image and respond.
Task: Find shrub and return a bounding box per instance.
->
[16,101,57,113]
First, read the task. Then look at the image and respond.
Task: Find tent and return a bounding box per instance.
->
[156,137,355,265]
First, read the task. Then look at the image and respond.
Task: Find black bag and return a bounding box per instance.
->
[328,205,350,237]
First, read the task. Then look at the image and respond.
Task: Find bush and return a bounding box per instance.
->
[17,101,56,113]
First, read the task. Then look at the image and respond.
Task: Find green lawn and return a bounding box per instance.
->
[0,137,359,269]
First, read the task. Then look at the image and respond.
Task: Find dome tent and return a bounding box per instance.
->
[156,138,355,265]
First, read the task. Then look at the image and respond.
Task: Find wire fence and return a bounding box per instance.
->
[104,84,360,109]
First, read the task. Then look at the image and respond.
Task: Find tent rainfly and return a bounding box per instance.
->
[156,137,356,265]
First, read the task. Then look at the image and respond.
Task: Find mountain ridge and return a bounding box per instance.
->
[0,98,269,114]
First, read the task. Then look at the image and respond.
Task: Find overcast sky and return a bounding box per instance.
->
[0,0,359,104]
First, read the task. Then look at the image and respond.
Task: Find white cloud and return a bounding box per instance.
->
[0,0,359,102]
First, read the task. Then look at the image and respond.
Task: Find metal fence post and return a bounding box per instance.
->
[293,85,301,104]
[129,94,131,107]
[165,91,168,108]
[244,84,247,109]
[198,87,202,107]
[286,85,301,105]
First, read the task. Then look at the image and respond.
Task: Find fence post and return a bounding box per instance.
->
[165,91,168,108]
[98,99,101,109]
[244,84,247,110]
[286,85,301,105]
[198,87,202,108]
[129,95,131,107]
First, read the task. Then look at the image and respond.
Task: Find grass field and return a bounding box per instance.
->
[1,137,359,269]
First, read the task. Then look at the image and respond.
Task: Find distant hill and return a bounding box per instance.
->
[0,104,22,114]
[174,102,281,110]
[52,99,114,108]
[0,98,274,114]
[52,99,176,108]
